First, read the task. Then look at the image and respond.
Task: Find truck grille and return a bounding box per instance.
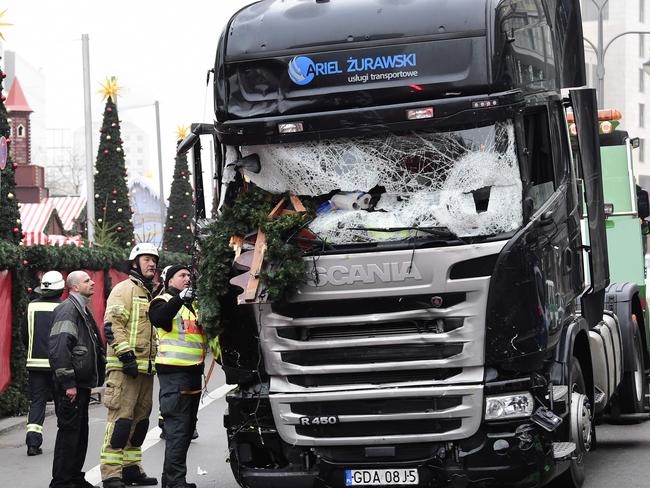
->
[260,243,505,446]
[270,385,483,446]
[281,343,463,366]
[287,368,463,387]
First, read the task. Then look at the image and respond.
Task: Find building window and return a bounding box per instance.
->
[641,69,646,93]
[582,0,609,21]
[641,103,646,128]
[641,138,646,163]
[17,125,25,137]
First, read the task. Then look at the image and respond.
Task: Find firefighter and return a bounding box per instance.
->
[100,243,160,488]
[149,264,205,488]
[24,270,65,456]
[48,270,106,488]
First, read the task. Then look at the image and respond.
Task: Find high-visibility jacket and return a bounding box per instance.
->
[104,275,158,374]
[153,294,205,367]
[25,298,61,370]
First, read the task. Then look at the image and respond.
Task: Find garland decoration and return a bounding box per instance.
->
[197,187,313,340]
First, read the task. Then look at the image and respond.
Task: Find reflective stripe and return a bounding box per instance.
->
[100,452,123,464]
[27,302,59,366]
[50,320,78,337]
[129,297,149,349]
[26,358,50,368]
[123,449,142,462]
[106,356,155,373]
[26,423,43,433]
[159,339,204,349]
[114,341,131,354]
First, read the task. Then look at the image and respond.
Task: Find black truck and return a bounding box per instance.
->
[180,0,649,486]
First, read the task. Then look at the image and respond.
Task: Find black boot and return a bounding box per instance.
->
[27,446,42,456]
[103,478,126,488]
[122,466,158,486]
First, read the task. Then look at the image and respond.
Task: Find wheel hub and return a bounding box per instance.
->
[570,391,592,453]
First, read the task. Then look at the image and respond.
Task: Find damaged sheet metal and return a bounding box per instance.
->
[240,121,522,243]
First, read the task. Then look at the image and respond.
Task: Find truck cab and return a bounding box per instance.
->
[180,1,649,486]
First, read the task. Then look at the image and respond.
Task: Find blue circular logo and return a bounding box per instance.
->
[288,56,315,85]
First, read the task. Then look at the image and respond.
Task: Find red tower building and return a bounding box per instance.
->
[6,77,49,203]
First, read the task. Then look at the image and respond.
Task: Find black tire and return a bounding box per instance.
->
[548,358,590,488]
[618,314,647,415]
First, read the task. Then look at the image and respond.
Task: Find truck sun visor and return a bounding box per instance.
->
[238,121,522,243]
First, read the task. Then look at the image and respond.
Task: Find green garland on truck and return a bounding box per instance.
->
[197,188,313,340]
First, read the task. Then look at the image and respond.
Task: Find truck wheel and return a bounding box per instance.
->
[617,314,647,415]
[549,358,591,488]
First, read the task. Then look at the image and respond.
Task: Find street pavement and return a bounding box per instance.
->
[1,366,650,488]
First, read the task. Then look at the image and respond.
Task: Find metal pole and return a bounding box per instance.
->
[154,100,165,226]
[595,0,607,109]
[81,34,95,242]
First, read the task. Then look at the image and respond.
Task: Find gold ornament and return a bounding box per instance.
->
[0,9,13,41]
[176,125,190,141]
[99,77,122,102]
[7,192,14,199]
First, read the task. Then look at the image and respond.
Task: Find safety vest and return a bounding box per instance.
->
[26,300,60,369]
[155,296,206,367]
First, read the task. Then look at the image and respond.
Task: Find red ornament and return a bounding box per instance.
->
[27,287,33,294]
[102,207,107,211]
[5,137,10,144]
[12,162,17,169]
[0,95,5,102]
[112,190,118,195]
[107,107,113,113]
[168,226,173,230]
[1,72,6,79]
[182,214,187,218]
[12,227,19,234]
[180,171,185,177]
[117,226,123,231]
[22,259,29,266]
[185,245,190,250]
[103,149,109,155]
[100,128,104,133]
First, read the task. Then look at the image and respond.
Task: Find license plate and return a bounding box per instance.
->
[345,468,419,486]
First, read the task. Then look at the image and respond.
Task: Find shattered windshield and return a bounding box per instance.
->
[239,121,522,244]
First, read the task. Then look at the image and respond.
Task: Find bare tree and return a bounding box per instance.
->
[45,149,85,196]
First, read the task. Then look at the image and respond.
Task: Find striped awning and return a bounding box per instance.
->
[44,196,86,232]
[20,200,56,235]
[48,234,84,247]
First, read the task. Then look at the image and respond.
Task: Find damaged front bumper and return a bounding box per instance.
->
[227,422,566,488]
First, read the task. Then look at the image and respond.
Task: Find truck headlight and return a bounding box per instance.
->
[485,392,534,421]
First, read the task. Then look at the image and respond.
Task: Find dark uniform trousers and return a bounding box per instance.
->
[26,370,55,447]
[50,386,91,488]
[159,371,201,487]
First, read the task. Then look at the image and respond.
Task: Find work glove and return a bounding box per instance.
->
[179,287,195,304]
[118,350,139,378]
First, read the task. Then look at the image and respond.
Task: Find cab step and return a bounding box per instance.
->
[552,442,576,459]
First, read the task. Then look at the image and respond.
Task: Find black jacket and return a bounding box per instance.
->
[23,295,62,370]
[48,295,106,389]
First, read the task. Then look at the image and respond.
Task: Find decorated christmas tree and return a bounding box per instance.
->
[0,68,22,244]
[93,77,134,249]
[162,126,194,253]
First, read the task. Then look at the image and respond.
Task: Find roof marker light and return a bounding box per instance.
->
[600,120,613,134]
[406,107,434,120]
[278,122,304,134]
[472,100,499,108]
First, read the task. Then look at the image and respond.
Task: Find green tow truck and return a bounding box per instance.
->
[571,109,650,419]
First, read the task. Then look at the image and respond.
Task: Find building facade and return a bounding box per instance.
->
[582,0,650,188]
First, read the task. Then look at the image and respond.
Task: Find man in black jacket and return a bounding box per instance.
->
[49,270,106,488]
[24,270,64,456]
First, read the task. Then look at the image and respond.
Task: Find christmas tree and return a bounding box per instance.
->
[94,78,134,249]
[0,65,22,244]
[162,126,194,253]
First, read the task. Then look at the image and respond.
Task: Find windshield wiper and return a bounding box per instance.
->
[349,226,461,239]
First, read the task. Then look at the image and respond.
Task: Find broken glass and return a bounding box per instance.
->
[237,121,522,243]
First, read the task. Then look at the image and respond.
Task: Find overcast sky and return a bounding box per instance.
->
[0,0,255,201]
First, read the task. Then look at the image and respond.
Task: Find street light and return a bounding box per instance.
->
[585,0,650,108]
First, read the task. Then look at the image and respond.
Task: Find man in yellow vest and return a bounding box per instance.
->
[100,243,159,488]
[149,264,205,488]
[23,270,64,456]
